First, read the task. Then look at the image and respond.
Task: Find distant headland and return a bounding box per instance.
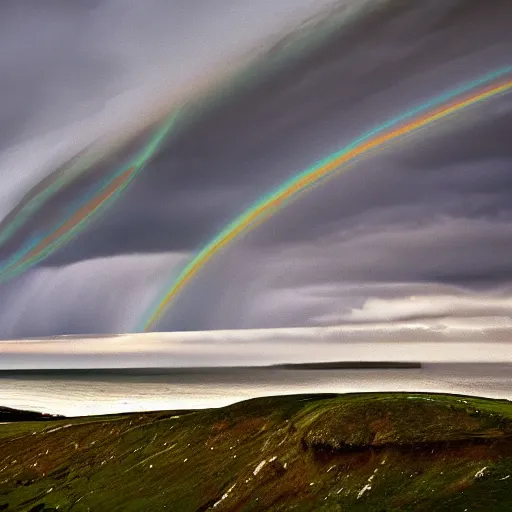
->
[270,361,422,370]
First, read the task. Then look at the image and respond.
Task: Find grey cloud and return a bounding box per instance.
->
[1,329,511,370]
[0,252,187,338]
[28,0,510,266]
[0,0,335,149]
[1,0,512,339]
[164,215,512,330]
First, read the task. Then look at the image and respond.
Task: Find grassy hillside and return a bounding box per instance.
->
[0,392,511,511]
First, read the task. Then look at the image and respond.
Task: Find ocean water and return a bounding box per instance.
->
[0,363,510,417]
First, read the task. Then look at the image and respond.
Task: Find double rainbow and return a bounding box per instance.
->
[140,66,512,331]
[0,112,180,282]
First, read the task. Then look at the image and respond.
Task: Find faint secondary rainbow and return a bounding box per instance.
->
[0,145,100,250]
[0,2,372,283]
[140,66,512,331]
[0,111,181,282]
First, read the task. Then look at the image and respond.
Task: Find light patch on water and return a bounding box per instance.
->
[0,364,510,416]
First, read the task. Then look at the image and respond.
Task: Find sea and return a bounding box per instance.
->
[0,363,510,417]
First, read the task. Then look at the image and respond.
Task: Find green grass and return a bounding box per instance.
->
[0,392,511,511]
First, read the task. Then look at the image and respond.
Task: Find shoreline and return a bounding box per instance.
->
[1,363,510,417]
[1,390,511,422]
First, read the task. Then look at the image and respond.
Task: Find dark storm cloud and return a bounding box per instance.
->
[31,0,512,265]
[1,0,512,339]
[0,0,335,218]
[0,0,333,150]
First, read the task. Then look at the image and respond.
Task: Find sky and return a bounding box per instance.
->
[1,328,512,369]
[0,0,512,366]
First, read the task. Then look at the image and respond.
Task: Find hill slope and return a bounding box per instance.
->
[0,392,511,511]
[0,407,64,423]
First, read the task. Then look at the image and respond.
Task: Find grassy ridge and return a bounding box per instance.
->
[0,392,511,511]
[0,407,64,423]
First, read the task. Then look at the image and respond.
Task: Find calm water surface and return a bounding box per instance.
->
[0,364,510,416]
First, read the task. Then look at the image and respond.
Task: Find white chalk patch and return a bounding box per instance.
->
[253,460,266,476]
[475,467,488,479]
[357,484,372,499]
[213,483,236,508]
